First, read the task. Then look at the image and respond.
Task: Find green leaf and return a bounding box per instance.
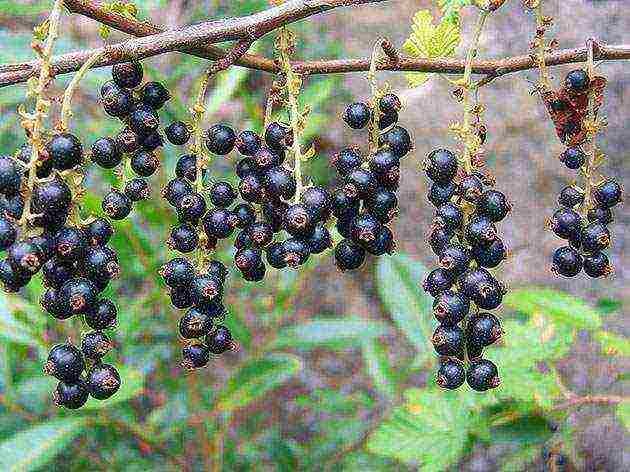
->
[438,0,473,24]
[617,401,630,431]
[362,339,398,400]
[272,318,390,350]
[505,288,602,331]
[0,418,87,471]
[402,10,461,87]
[0,294,47,357]
[367,389,481,469]
[215,353,302,414]
[83,365,144,410]
[376,254,432,363]
[594,330,630,356]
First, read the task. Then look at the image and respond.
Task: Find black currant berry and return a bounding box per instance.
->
[165,121,191,146]
[0,217,17,251]
[558,186,585,208]
[551,246,583,277]
[281,238,310,268]
[54,226,88,261]
[206,325,234,354]
[476,190,511,222]
[344,168,377,199]
[378,109,398,129]
[253,147,284,170]
[332,147,362,175]
[42,257,74,290]
[459,268,494,298]
[422,268,453,297]
[115,127,141,153]
[472,239,506,268]
[130,150,159,177]
[365,225,395,256]
[367,189,398,223]
[381,126,412,157]
[234,247,263,274]
[179,307,214,339]
[332,189,360,220]
[140,81,170,109]
[203,208,238,239]
[40,288,67,319]
[425,149,458,184]
[31,178,72,218]
[128,105,159,136]
[124,177,150,202]
[470,276,505,310]
[436,359,465,390]
[163,178,193,207]
[206,124,236,155]
[262,167,295,201]
[284,204,315,238]
[81,246,120,281]
[190,275,223,306]
[428,181,458,207]
[0,156,22,196]
[143,132,164,153]
[85,299,118,330]
[234,203,256,229]
[439,244,471,277]
[459,174,484,202]
[81,331,113,360]
[379,93,402,114]
[167,224,199,253]
[432,290,470,326]
[306,224,332,254]
[86,363,121,400]
[102,190,132,220]
[101,86,133,117]
[236,130,262,156]
[209,181,237,208]
[435,203,464,233]
[549,208,582,240]
[266,242,287,269]
[91,137,123,169]
[428,227,452,257]
[581,222,610,253]
[265,122,292,150]
[170,287,192,309]
[431,325,464,356]
[159,257,195,288]
[593,179,622,208]
[176,193,207,223]
[559,147,586,170]
[349,213,381,245]
[300,186,332,222]
[583,252,613,278]
[84,218,113,247]
[112,61,143,89]
[0,258,30,292]
[239,174,266,203]
[564,69,590,94]
[44,344,85,384]
[182,344,210,370]
[467,312,503,348]
[343,102,371,129]
[53,381,88,409]
[7,239,43,275]
[59,277,97,315]
[46,133,83,171]
[466,359,500,391]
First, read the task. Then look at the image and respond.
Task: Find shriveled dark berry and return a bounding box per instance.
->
[558,186,585,208]
[124,178,150,202]
[91,137,122,169]
[425,149,458,184]
[81,331,113,360]
[380,126,412,157]
[551,246,583,277]
[167,224,199,253]
[163,178,193,206]
[438,244,471,277]
[432,290,469,326]
[435,203,464,233]
[565,69,590,94]
[182,344,210,370]
[466,359,500,391]
[86,363,121,400]
[140,81,170,109]
[46,133,83,171]
[85,299,118,330]
[101,86,133,117]
[115,126,140,153]
[159,257,195,288]
[263,167,296,201]
[332,148,362,175]
[559,147,586,170]
[467,312,503,348]
[581,222,610,253]
[476,190,510,222]
[165,121,191,146]
[367,189,398,223]
[102,190,132,220]
[179,307,214,339]
[112,61,143,88]
[209,181,237,208]
[265,122,292,150]
[343,102,371,129]
[53,381,88,409]
[236,130,262,156]
[206,325,234,354]
[472,238,506,268]
[206,124,236,155]
[44,344,85,383]
[422,268,453,297]
[431,324,464,356]
[203,208,238,239]
[583,252,613,278]
[436,359,465,390]
[593,179,622,208]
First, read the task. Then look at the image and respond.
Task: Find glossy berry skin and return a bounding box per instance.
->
[112,61,143,88]
[206,260,228,284]
[428,181,458,207]
[167,225,199,253]
[558,186,584,208]
[91,137,122,169]
[265,242,287,269]
[102,190,132,220]
[367,189,398,223]
[235,158,257,179]
[81,246,120,281]
[581,222,610,253]
[432,325,464,356]
[459,268,494,299]
[84,218,113,247]
[436,359,465,390]
[344,169,378,199]
[466,359,500,391]
[236,130,262,156]
[0,217,17,251]
[125,178,150,202]
[422,268,453,297]
[379,93,402,114]
[42,257,74,290]
[31,178,72,218]
[435,203,464,233]
[175,154,201,182]
[234,203,256,229]
[331,189,360,220]
[349,213,381,245]
[0,258,30,293]
[54,226,88,261]
[428,227,452,257]
[342,102,371,129]
[54,381,89,409]
[182,344,210,370]
[169,287,192,309]
[46,133,83,171]
[551,246,583,277]
[265,122,292,150]
[206,124,236,155]
[467,313,503,348]
[369,150,399,177]
[140,81,170,109]
[164,121,191,146]
[593,179,622,208]
[209,181,237,208]
[179,307,214,339]
[131,150,159,177]
[235,247,263,274]
[284,204,315,238]
[470,276,504,310]
[425,149,458,184]
[40,288,66,318]
[86,363,121,400]
[307,224,332,254]
[300,186,332,222]
[459,174,484,202]
[264,167,296,201]
[381,126,412,157]
[549,208,582,240]
[472,239,506,268]
[59,277,97,315]
[476,190,510,222]
[203,208,238,239]
[85,299,117,330]
[239,174,266,204]
[100,85,133,117]
[0,156,22,196]
[333,148,362,175]
[190,275,223,306]
[432,290,469,326]
[7,240,43,276]
[163,178,193,207]
[141,131,164,152]
[81,331,113,360]
[128,106,159,137]
[253,147,284,170]
[176,193,207,223]
[334,239,365,271]
[378,109,398,129]
[583,252,612,278]
[439,244,471,277]
[248,222,274,248]
[159,257,195,288]
[559,147,586,170]
[565,69,590,94]
[45,344,85,384]
[240,263,266,282]
[366,226,395,256]
[206,325,234,354]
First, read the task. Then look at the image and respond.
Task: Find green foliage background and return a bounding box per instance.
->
[0,1,627,470]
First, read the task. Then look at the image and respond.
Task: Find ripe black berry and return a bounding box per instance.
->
[8,239,43,275]
[300,186,332,222]
[431,324,464,356]
[379,93,402,114]
[0,156,22,196]
[332,189,360,220]
[367,189,398,223]
[581,222,610,253]
[59,277,97,315]
[176,193,207,223]
[558,185,584,208]
[551,246,583,277]
[206,325,234,354]
[44,344,85,383]
[349,213,381,245]
[140,81,170,109]
[343,102,371,129]
[476,190,510,222]
[112,61,143,89]
[593,179,622,208]
[265,122,292,150]
[236,130,262,156]
[206,260,228,283]
[101,86,133,117]
[53,381,88,409]
[206,124,236,155]
[422,268,453,297]
[559,147,586,170]
[203,208,238,239]
[428,227,452,256]
[167,224,199,253]
[332,147,363,175]
[85,299,118,329]
[306,224,332,254]
[284,204,315,238]
[235,247,263,274]
[263,167,295,201]
[31,178,72,218]
[190,275,223,306]
[102,190,132,220]
[170,287,192,309]
[179,307,214,339]
[583,252,612,278]
[0,217,17,251]
[425,149,458,184]
[436,359,465,390]
[234,203,256,229]
[208,181,237,208]
[381,126,412,157]
[141,130,164,153]
[281,238,310,268]
[91,137,123,169]
[129,105,160,138]
[435,203,464,233]
[459,174,484,202]
[366,225,395,256]
[165,121,191,146]
[42,257,74,290]
[182,344,210,370]
[428,181,458,207]
[86,363,121,400]
[81,246,120,281]
[432,290,470,326]
[467,312,503,348]
[466,359,500,391]
[84,217,113,247]
[81,331,113,360]
[40,288,67,319]
[46,133,83,171]
[439,244,471,276]
[378,109,398,129]
[239,174,266,203]
[565,69,590,94]
[159,257,195,288]
[125,178,150,202]
[131,150,160,177]
[1,194,25,220]
[115,126,141,153]
[459,268,494,298]
[549,208,582,240]
[344,168,377,199]
[163,178,193,206]
[472,239,506,268]
[266,242,287,269]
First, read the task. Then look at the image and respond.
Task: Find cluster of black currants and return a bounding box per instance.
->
[94,61,178,219]
[332,93,412,270]
[422,149,509,391]
[548,70,623,279]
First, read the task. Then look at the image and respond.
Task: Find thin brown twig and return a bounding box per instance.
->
[551,394,627,411]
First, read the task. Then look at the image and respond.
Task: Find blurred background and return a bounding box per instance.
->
[0,0,628,470]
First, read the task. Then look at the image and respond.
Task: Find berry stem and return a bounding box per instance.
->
[533,0,552,91]
[19,0,64,231]
[191,72,212,194]
[60,49,106,132]
[367,39,383,157]
[581,39,598,218]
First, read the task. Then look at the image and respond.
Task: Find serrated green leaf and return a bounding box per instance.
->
[594,330,630,356]
[272,317,390,349]
[616,402,630,431]
[0,418,87,471]
[83,365,144,410]
[362,339,398,400]
[376,254,432,363]
[215,353,302,414]
[402,10,461,87]
[505,288,602,331]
